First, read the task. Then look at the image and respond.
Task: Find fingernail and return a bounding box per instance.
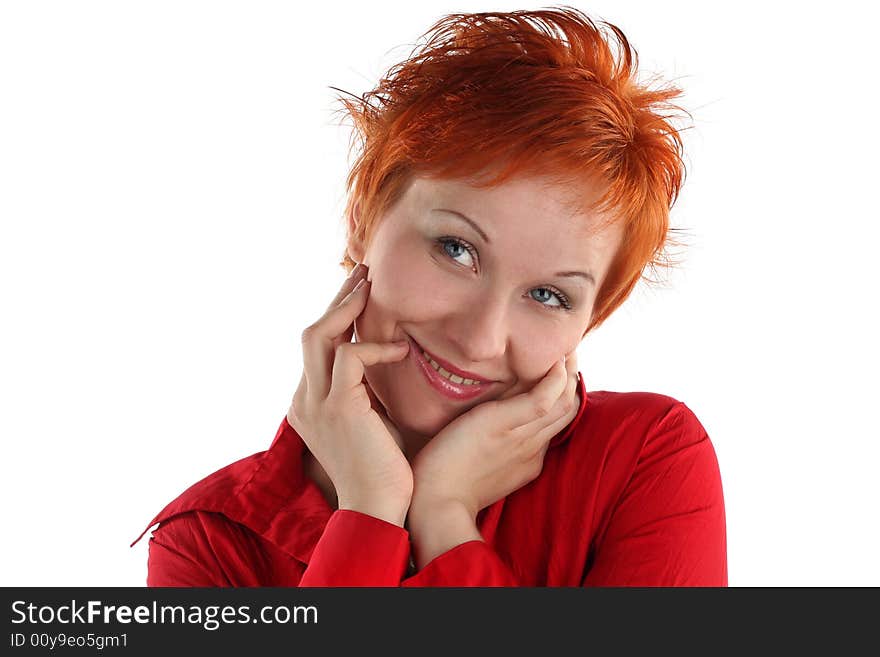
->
[349,263,363,278]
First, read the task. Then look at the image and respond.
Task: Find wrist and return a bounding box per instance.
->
[337,496,411,528]
[407,497,482,570]
[410,492,477,526]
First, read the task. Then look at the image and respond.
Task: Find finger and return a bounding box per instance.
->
[329,340,410,399]
[556,349,579,406]
[495,357,569,431]
[521,357,581,448]
[324,263,367,312]
[518,351,580,440]
[566,349,578,379]
[509,349,579,434]
[304,265,364,393]
[551,350,580,420]
[332,323,356,352]
[331,315,357,353]
[562,350,580,404]
[302,277,371,398]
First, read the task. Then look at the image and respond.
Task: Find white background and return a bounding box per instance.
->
[1,1,877,587]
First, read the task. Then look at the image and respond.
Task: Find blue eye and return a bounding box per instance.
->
[438,237,477,270]
[434,237,574,312]
[529,287,573,311]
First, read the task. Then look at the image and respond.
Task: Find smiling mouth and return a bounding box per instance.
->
[407,336,491,386]
[420,351,486,385]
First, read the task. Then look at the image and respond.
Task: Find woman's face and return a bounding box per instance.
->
[349,173,623,440]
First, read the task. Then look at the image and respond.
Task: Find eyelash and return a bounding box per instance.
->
[434,236,574,312]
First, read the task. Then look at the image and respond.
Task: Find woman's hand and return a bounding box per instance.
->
[286,264,414,527]
[409,350,581,522]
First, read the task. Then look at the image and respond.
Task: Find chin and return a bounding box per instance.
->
[389,403,456,440]
[365,367,463,439]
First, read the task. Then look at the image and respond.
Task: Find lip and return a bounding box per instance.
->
[406,335,496,401]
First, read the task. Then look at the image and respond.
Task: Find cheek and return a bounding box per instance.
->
[366,252,455,323]
[351,262,431,343]
[494,347,563,399]
[504,323,581,396]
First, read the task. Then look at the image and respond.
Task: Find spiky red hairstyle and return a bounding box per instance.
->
[333,6,691,334]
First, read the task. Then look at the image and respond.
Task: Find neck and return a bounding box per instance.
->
[395,427,432,463]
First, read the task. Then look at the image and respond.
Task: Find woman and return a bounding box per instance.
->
[132,6,727,586]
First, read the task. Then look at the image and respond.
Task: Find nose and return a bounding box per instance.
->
[444,290,509,369]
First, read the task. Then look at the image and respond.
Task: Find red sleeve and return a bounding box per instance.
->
[298,509,411,587]
[402,540,520,586]
[582,402,728,586]
[148,509,411,587]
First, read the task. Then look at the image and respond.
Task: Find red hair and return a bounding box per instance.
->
[332,6,691,334]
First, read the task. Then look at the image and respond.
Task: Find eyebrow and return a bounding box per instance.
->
[433,208,492,243]
[432,208,597,287]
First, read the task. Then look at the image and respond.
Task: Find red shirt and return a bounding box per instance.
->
[131,373,727,586]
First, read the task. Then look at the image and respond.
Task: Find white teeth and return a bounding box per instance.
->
[422,350,483,385]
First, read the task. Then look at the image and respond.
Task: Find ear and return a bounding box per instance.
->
[346,201,367,264]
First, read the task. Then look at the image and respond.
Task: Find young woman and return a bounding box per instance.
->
[132,7,727,586]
